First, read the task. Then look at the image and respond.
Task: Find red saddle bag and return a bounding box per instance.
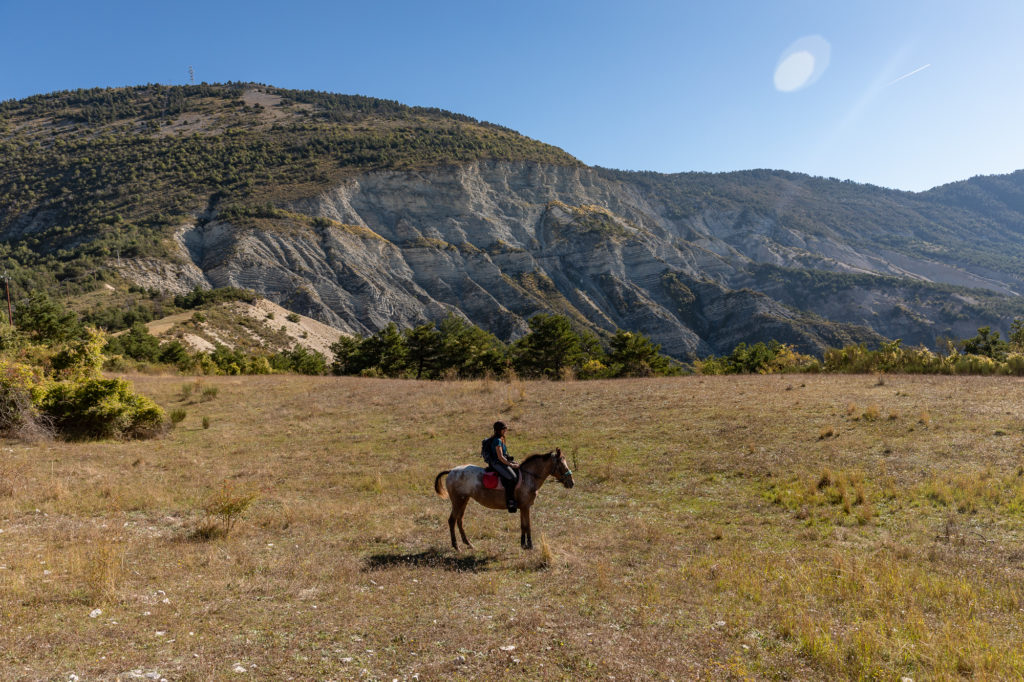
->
[482,471,500,489]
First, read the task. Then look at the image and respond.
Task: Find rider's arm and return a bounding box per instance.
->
[494,441,515,467]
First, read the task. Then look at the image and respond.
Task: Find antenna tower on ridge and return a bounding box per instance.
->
[189,66,195,84]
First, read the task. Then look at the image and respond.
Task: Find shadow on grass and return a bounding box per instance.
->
[362,548,495,573]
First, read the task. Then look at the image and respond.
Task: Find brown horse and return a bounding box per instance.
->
[434,448,574,550]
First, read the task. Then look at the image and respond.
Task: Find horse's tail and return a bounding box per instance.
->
[434,470,451,499]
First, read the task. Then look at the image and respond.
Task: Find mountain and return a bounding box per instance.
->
[2,83,1023,358]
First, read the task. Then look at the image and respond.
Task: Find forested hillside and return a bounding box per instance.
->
[0,84,577,293]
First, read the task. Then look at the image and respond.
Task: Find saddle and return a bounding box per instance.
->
[482,466,518,490]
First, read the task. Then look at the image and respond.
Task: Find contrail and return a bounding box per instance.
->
[887,63,931,86]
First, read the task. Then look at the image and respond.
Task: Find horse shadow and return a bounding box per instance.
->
[362,548,495,573]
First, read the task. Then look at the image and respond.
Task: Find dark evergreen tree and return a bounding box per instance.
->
[329,335,363,375]
[437,314,505,378]
[104,322,161,362]
[1009,318,1024,351]
[607,329,674,377]
[512,313,598,379]
[157,340,191,368]
[404,323,443,379]
[360,323,408,377]
[961,326,1009,360]
[14,292,83,344]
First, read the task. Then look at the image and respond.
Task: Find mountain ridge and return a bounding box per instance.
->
[2,83,1023,357]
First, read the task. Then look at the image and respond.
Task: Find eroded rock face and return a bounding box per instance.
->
[163,160,896,357]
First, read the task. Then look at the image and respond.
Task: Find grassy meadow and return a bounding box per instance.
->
[2,373,1024,680]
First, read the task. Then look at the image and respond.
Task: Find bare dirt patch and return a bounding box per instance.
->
[147,298,343,358]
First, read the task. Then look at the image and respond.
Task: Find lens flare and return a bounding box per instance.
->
[774,35,831,93]
[774,51,815,92]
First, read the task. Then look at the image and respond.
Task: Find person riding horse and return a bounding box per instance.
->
[482,421,518,512]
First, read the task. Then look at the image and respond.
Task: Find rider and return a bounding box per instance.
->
[483,420,519,513]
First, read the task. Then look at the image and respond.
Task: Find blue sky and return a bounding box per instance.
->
[1,0,1021,191]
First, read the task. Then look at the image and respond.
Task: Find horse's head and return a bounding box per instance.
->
[550,448,574,489]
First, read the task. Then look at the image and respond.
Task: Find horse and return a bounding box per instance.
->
[434,448,574,550]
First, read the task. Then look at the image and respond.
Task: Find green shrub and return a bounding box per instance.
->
[1005,354,1024,376]
[0,360,51,439]
[247,356,272,375]
[40,378,166,440]
[50,327,106,380]
[173,287,256,309]
[696,341,818,375]
[170,408,187,425]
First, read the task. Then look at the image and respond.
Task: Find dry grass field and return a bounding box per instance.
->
[2,373,1024,680]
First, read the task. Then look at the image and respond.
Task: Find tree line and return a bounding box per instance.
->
[329,313,679,380]
[9,286,1024,380]
[697,324,1024,376]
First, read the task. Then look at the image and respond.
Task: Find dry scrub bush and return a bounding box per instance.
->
[77,538,126,606]
[539,534,554,568]
[190,481,257,540]
[0,457,23,497]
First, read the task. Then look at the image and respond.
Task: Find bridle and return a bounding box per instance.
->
[550,452,573,484]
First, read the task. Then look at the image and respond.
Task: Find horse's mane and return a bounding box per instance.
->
[520,451,555,468]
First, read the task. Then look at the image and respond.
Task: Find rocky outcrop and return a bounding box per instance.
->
[164,161,901,357]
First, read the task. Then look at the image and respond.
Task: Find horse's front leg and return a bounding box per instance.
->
[519,507,532,550]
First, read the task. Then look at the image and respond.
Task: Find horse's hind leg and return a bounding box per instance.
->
[454,496,474,550]
[447,503,459,550]
[448,495,472,551]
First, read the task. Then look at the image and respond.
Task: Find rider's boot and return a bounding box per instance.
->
[503,481,517,513]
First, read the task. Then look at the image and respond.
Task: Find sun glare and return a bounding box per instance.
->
[774,35,831,93]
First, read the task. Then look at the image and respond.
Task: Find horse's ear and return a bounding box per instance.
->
[556,447,562,457]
